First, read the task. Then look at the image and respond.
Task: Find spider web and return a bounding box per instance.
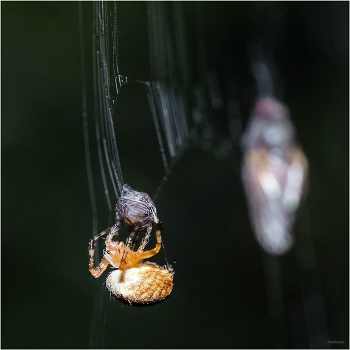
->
[79,2,332,348]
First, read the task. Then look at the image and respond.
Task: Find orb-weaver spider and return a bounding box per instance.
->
[89,185,174,305]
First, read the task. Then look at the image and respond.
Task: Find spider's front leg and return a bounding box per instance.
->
[89,226,118,278]
[89,240,110,278]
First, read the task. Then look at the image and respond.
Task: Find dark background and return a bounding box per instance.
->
[2,2,348,348]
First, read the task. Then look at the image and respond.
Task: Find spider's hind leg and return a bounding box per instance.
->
[118,229,138,271]
[137,225,153,252]
[137,224,162,261]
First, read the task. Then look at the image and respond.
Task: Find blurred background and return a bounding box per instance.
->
[2,2,348,348]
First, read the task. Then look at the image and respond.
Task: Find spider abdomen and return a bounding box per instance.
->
[118,202,152,227]
[106,262,174,305]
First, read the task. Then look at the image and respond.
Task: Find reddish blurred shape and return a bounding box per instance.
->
[241,98,308,255]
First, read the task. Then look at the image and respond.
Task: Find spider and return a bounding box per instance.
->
[89,185,174,305]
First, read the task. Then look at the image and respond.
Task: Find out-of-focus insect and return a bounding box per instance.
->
[89,185,174,305]
[241,97,309,255]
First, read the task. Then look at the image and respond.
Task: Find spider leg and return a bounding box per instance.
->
[92,225,118,242]
[118,230,135,271]
[137,225,152,252]
[137,224,162,260]
[130,231,141,251]
[105,225,120,246]
[89,239,110,278]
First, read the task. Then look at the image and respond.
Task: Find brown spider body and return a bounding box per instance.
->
[89,185,174,305]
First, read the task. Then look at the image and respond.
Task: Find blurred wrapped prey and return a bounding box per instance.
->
[241,97,309,255]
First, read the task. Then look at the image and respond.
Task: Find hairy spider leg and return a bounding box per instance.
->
[89,239,110,278]
[117,219,153,271]
[89,226,119,278]
[130,231,141,250]
[118,225,162,271]
[137,224,162,260]
[118,230,140,271]
[92,225,119,242]
[138,225,153,252]
[104,226,120,246]
[89,224,163,275]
